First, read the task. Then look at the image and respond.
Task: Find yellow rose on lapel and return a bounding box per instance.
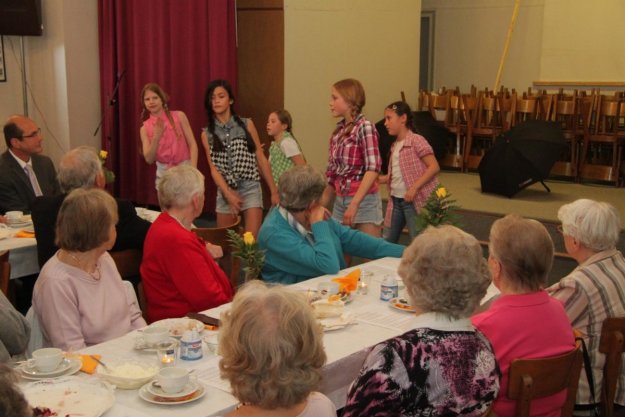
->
[243,231,255,245]
[99,150,108,160]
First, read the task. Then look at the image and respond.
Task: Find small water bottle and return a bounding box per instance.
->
[380,275,398,301]
[180,330,203,361]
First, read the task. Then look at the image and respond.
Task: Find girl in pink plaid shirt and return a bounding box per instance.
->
[322,78,383,237]
[380,101,440,243]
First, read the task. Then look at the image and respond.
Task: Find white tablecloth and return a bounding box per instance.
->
[1,208,160,280]
[20,257,499,416]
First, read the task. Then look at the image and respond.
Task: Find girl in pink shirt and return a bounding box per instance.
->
[139,83,198,187]
[379,101,440,243]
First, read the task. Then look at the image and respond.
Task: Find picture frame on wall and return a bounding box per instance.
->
[0,37,5,82]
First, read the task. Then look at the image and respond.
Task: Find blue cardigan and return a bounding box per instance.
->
[258,208,404,284]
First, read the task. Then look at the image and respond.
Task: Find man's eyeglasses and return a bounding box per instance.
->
[21,128,42,139]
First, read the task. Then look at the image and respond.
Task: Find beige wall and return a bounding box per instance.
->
[540,0,625,82]
[422,0,544,93]
[0,0,99,164]
[284,0,422,171]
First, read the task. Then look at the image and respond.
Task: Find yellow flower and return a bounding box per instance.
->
[243,231,255,245]
[435,187,447,199]
[99,150,108,160]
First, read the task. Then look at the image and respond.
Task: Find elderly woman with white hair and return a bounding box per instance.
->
[547,199,625,412]
[258,165,404,284]
[343,225,499,417]
[140,164,233,322]
[219,281,335,416]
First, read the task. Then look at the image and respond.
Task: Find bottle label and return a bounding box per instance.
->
[380,283,398,301]
[180,340,203,361]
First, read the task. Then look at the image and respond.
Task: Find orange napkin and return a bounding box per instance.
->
[80,354,101,374]
[15,230,35,238]
[332,268,361,293]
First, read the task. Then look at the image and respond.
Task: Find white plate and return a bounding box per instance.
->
[134,336,180,352]
[147,380,199,398]
[389,297,416,313]
[20,358,82,380]
[150,318,204,338]
[318,312,356,331]
[22,376,115,417]
[139,381,205,405]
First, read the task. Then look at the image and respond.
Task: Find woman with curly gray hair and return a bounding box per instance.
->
[219,280,335,417]
[473,214,575,417]
[343,225,500,416]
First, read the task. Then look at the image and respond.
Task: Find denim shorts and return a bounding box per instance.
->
[216,180,263,214]
[332,192,383,225]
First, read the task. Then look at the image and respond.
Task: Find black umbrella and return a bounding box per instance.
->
[478,120,566,198]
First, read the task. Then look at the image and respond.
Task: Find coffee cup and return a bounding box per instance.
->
[143,326,169,345]
[30,348,64,372]
[157,367,189,394]
[5,211,23,222]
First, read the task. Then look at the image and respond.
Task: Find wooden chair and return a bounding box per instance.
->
[109,248,142,279]
[550,95,581,179]
[599,317,625,417]
[507,341,583,417]
[579,95,623,185]
[192,217,242,291]
[0,250,10,300]
[440,93,476,170]
[512,96,539,127]
[464,92,515,170]
[109,248,145,318]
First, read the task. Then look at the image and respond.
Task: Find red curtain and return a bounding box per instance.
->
[97,0,237,210]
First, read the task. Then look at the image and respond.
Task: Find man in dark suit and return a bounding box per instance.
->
[0,115,60,213]
[31,146,152,268]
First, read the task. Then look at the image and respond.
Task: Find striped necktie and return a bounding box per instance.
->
[24,164,43,197]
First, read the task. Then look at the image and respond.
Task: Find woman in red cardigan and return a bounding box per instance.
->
[140,164,233,322]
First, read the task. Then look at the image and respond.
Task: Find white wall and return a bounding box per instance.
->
[284,0,422,171]
[0,0,99,164]
[540,0,625,82]
[422,0,544,93]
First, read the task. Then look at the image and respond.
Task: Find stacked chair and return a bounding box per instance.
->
[412,87,625,186]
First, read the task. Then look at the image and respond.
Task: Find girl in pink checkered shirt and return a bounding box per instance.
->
[379,101,440,243]
[322,78,384,237]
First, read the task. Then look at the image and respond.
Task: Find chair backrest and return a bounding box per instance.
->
[599,317,625,417]
[507,341,583,417]
[109,249,142,279]
[192,217,241,291]
[0,250,10,299]
[25,307,48,357]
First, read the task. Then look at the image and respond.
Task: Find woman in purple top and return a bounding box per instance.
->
[343,225,500,417]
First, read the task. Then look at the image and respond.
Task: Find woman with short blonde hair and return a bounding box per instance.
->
[219,281,335,416]
[344,225,500,416]
[33,189,146,351]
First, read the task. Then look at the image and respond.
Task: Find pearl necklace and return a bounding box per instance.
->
[64,250,101,281]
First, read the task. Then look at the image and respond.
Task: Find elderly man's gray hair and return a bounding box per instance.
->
[158,164,205,209]
[58,146,103,193]
[279,165,326,211]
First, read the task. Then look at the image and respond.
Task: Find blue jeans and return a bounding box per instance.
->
[384,196,418,243]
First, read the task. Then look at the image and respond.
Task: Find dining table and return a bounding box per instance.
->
[18,256,500,417]
[0,207,160,280]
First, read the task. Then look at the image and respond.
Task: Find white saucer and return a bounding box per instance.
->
[139,381,205,405]
[20,358,82,380]
[0,228,11,239]
[147,380,199,398]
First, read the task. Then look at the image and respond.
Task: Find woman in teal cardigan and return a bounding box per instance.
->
[258,165,404,284]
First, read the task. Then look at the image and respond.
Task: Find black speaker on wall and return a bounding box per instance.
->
[0,0,43,36]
